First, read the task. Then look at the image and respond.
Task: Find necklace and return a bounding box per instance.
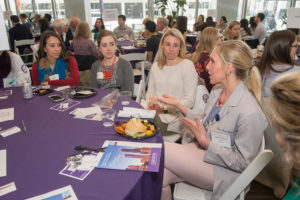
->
[102,56,117,82]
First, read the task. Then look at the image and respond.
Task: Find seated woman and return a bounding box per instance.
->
[240,18,252,41]
[154,40,267,199]
[218,16,227,33]
[222,21,241,40]
[189,27,222,92]
[92,18,105,41]
[269,72,300,199]
[72,22,100,59]
[90,30,134,92]
[32,31,80,86]
[175,16,188,40]
[146,28,198,137]
[193,15,204,32]
[257,30,300,97]
[0,50,31,88]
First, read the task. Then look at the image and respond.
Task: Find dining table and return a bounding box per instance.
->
[117,40,147,55]
[0,87,164,200]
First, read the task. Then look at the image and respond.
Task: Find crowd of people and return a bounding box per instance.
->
[1,11,300,200]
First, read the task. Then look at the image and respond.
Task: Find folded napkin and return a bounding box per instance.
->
[122,46,135,49]
[70,106,102,117]
[118,107,156,119]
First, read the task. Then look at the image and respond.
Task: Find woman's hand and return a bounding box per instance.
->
[181,117,210,149]
[147,101,164,114]
[150,94,180,107]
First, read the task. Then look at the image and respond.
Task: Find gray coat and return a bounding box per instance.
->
[186,82,267,199]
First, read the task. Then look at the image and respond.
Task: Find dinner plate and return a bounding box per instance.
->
[71,87,97,99]
[114,120,159,140]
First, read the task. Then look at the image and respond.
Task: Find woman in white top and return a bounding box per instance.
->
[146,28,198,136]
[0,50,31,88]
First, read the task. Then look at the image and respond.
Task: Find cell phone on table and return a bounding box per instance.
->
[48,94,64,102]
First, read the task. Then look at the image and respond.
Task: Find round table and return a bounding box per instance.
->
[0,87,164,200]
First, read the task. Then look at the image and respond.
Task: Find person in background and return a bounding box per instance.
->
[113,15,134,40]
[90,30,134,92]
[92,18,105,41]
[43,13,52,25]
[145,21,161,63]
[146,28,198,137]
[175,16,188,40]
[0,50,31,88]
[72,22,100,59]
[189,27,222,92]
[249,16,257,33]
[167,15,173,28]
[193,15,204,32]
[31,31,79,86]
[240,18,253,40]
[19,13,33,33]
[269,72,300,200]
[38,19,49,34]
[222,21,241,40]
[218,16,227,33]
[256,30,300,97]
[49,19,72,48]
[68,16,80,36]
[32,14,41,33]
[253,13,266,44]
[156,17,169,35]
[9,15,33,53]
[139,17,153,39]
[198,16,216,32]
[157,40,267,199]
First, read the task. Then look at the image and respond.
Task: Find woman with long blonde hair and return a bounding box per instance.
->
[190,27,222,92]
[154,40,267,199]
[269,72,300,199]
[146,28,198,137]
[222,21,241,40]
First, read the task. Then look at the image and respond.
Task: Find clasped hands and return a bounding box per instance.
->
[148,94,210,149]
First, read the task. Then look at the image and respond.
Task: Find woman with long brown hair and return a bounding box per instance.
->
[31,31,79,86]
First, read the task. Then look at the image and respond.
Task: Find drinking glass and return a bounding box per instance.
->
[102,109,116,127]
[119,91,132,106]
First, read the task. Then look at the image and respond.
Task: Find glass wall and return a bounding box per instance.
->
[296,0,300,7]
[246,0,291,33]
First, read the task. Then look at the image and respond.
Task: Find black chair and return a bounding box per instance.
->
[245,39,259,49]
[74,55,97,71]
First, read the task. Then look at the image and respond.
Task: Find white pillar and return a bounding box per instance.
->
[217,0,240,22]
[64,0,92,27]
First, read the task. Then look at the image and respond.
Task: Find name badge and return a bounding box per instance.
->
[97,72,104,80]
[211,131,231,148]
[49,74,59,81]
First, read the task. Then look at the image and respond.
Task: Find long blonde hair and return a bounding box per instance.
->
[190,27,218,63]
[269,72,300,175]
[157,28,186,69]
[216,40,263,110]
[223,21,241,40]
[74,22,91,39]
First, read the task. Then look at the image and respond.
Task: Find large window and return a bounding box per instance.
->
[296,0,300,7]
[246,0,291,33]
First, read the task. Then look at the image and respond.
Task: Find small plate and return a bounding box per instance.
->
[114,120,159,140]
[71,88,97,99]
[34,88,53,96]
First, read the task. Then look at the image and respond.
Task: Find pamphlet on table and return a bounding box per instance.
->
[0,150,6,177]
[50,100,80,112]
[0,182,17,197]
[0,108,14,122]
[26,185,78,200]
[0,126,21,137]
[97,140,162,172]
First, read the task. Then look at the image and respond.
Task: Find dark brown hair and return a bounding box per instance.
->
[257,30,296,77]
[97,30,117,60]
[176,16,187,35]
[37,31,70,63]
[0,51,12,79]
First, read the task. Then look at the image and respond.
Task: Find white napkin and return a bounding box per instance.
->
[70,106,102,117]
[118,107,156,119]
[122,46,135,49]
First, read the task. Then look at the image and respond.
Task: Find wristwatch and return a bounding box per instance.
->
[163,106,168,114]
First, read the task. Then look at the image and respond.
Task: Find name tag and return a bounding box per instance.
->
[211,131,231,148]
[49,74,59,81]
[97,72,104,80]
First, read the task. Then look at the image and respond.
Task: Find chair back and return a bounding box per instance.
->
[134,79,145,104]
[74,55,97,71]
[14,39,36,67]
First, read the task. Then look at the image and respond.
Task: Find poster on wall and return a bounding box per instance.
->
[103,9,118,22]
[287,8,300,28]
[0,5,10,51]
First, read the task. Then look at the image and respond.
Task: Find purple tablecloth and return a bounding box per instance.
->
[186,35,197,47]
[0,87,164,200]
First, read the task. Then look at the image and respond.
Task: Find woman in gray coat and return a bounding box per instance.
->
[154,40,267,199]
[90,30,134,92]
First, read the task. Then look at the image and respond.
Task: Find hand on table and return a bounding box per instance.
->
[181,117,210,149]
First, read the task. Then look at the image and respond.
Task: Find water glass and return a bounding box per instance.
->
[119,91,132,106]
[102,109,116,127]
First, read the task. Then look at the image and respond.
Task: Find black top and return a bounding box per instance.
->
[9,23,33,53]
[146,34,161,62]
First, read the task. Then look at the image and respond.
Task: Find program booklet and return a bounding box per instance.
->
[97,141,162,172]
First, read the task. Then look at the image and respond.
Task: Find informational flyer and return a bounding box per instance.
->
[26,185,78,200]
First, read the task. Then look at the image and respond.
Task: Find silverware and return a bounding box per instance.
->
[74,145,106,152]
